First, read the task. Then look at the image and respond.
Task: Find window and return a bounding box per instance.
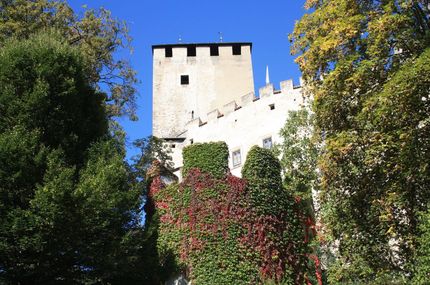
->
[232,150,241,167]
[263,137,273,149]
[232,44,241,55]
[210,45,219,56]
[269,104,275,110]
[187,46,196,57]
[165,47,172,57]
[181,75,189,85]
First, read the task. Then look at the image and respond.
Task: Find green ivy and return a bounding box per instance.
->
[182,142,229,179]
[153,145,310,284]
[242,146,286,216]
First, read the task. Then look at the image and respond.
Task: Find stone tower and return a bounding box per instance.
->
[152,43,255,138]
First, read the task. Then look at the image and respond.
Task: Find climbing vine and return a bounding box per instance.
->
[151,143,311,284]
[182,142,229,179]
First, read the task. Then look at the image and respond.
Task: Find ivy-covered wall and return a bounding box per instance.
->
[182,142,229,179]
[152,144,313,284]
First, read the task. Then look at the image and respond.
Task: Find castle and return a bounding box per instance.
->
[152,42,305,178]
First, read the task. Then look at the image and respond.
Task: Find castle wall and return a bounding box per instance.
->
[169,80,304,178]
[152,43,254,138]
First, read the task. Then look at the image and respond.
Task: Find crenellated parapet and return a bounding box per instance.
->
[186,79,304,128]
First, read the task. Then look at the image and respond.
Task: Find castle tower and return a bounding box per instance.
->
[152,41,304,178]
[152,43,255,138]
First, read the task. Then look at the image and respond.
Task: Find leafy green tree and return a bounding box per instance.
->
[275,108,319,201]
[291,0,430,283]
[274,108,325,284]
[413,207,430,284]
[0,32,146,284]
[0,0,137,119]
[133,136,173,178]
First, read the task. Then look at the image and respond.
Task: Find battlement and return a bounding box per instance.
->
[152,42,252,58]
[185,79,304,129]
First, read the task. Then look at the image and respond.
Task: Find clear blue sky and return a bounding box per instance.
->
[68,0,307,159]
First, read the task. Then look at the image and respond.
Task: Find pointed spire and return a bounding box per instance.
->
[265,65,270,85]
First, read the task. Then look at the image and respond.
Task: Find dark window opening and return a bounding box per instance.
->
[165,47,172,57]
[170,144,176,149]
[191,111,194,119]
[190,139,194,144]
[210,45,219,56]
[187,46,196,57]
[269,104,275,110]
[181,75,189,85]
[232,44,241,55]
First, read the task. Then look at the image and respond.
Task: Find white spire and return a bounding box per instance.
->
[265,65,270,85]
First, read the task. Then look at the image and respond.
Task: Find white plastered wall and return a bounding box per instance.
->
[169,81,304,178]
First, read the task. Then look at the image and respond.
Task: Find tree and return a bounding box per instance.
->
[0,32,146,283]
[275,109,319,201]
[291,0,430,283]
[0,0,137,119]
[274,109,324,284]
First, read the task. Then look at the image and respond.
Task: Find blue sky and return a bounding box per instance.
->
[68,0,307,159]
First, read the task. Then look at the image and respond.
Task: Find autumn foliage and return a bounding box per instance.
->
[149,144,318,284]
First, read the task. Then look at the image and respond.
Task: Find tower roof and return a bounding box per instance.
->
[152,42,252,51]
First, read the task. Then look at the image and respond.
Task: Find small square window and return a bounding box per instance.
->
[181,75,189,85]
[187,46,196,57]
[232,44,241,55]
[263,137,273,149]
[210,45,219,56]
[232,150,241,167]
[165,47,172,57]
[269,104,275,110]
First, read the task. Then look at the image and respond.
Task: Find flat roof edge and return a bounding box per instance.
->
[152,42,252,50]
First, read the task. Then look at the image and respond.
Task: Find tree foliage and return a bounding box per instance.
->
[0,32,146,284]
[0,0,137,119]
[275,109,324,284]
[291,0,430,283]
[275,109,319,201]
